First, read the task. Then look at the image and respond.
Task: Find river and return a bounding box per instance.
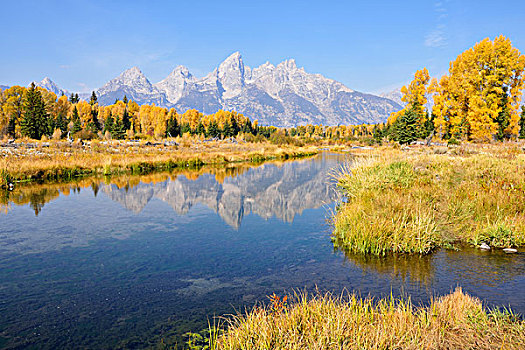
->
[0,153,523,349]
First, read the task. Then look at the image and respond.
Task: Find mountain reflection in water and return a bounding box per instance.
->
[102,154,342,228]
[0,153,345,255]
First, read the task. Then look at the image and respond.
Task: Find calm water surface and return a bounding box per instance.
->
[0,153,524,349]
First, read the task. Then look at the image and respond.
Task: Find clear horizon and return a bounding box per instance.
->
[1,0,524,94]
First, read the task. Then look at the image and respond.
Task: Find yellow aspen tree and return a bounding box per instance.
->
[1,86,26,137]
[433,36,525,141]
[387,68,432,128]
[76,100,92,127]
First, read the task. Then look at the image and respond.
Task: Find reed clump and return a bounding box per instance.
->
[332,145,525,255]
[213,288,525,350]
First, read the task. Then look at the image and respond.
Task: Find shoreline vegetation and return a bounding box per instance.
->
[0,140,319,188]
[332,143,525,255]
[208,288,525,350]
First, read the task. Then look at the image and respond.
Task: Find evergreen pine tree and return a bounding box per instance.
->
[89,108,100,132]
[55,112,67,135]
[46,115,56,136]
[21,83,48,139]
[230,116,240,136]
[71,106,82,135]
[121,109,131,130]
[424,112,435,138]
[69,93,79,103]
[7,116,16,137]
[103,112,114,134]
[195,122,205,135]
[206,121,219,138]
[180,123,191,135]
[123,95,128,104]
[372,124,383,142]
[393,107,419,145]
[112,116,126,139]
[89,91,98,105]
[519,106,525,139]
[165,115,180,137]
[495,91,510,141]
[241,119,253,134]
[222,121,232,138]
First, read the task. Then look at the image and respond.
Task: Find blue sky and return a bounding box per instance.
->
[1,0,524,94]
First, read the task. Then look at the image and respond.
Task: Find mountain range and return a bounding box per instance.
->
[18,52,401,127]
[93,52,402,126]
[4,53,525,126]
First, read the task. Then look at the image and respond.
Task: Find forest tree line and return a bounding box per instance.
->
[0,83,406,144]
[0,86,270,141]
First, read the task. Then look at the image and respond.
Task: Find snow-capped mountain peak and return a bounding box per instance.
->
[31,52,402,126]
[33,77,68,96]
[96,67,165,105]
[217,51,246,99]
[154,66,195,104]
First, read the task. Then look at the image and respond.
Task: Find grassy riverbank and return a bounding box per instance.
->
[0,139,318,187]
[212,288,525,350]
[332,143,525,255]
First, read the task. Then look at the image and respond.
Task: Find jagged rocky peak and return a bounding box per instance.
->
[255,61,275,72]
[217,51,246,99]
[119,66,151,85]
[280,58,297,70]
[98,66,155,97]
[155,65,194,104]
[33,77,67,96]
[171,65,192,79]
[96,66,166,106]
[88,52,402,126]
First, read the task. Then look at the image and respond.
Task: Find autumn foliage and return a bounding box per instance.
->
[0,85,256,140]
[433,36,525,142]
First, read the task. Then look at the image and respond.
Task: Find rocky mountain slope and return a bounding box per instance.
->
[33,77,69,96]
[92,52,402,126]
[65,52,400,126]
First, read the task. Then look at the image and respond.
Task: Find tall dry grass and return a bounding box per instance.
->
[332,145,525,255]
[213,288,525,350]
[0,140,318,187]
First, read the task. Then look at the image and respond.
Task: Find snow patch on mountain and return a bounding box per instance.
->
[33,77,69,96]
[96,67,166,106]
[23,53,404,126]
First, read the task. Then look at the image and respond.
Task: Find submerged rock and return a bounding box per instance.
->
[503,248,517,253]
[479,243,491,250]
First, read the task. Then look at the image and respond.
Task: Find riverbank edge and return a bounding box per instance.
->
[0,143,319,187]
[331,145,525,255]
